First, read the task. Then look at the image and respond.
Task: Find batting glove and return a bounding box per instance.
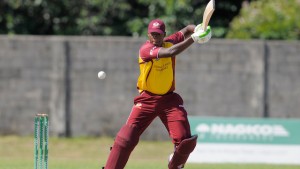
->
[191,24,211,44]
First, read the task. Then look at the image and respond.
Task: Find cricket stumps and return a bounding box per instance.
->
[34,114,49,169]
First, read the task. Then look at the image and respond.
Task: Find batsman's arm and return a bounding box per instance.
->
[180,24,196,38]
[158,24,211,58]
[158,37,195,58]
[157,24,196,58]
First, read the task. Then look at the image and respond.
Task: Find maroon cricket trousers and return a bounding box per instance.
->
[127,91,192,145]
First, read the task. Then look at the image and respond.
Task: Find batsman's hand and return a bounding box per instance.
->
[191,24,211,44]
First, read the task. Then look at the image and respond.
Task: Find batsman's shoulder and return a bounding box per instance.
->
[164,31,184,44]
[140,40,154,51]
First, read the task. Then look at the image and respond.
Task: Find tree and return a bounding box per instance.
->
[125,0,248,38]
[226,0,300,40]
[0,0,249,38]
[0,0,84,35]
[76,0,132,35]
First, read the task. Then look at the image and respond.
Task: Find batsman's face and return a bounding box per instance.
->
[148,32,165,46]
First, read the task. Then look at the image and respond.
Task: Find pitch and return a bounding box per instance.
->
[0,136,299,169]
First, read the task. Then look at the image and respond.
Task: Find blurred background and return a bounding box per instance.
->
[0,0,300,152]
[0,0,300,169]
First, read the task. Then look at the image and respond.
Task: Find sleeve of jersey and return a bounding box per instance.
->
[139,43,161,62]
[164,31,185,44]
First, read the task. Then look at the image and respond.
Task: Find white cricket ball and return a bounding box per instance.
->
[97,71,106,79]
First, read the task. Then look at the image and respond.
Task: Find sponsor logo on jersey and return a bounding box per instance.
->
[150,46,157,56]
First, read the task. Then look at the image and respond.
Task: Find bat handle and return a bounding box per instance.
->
[202,24,207,31]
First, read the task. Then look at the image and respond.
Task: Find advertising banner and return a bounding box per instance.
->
[188,117,300,164]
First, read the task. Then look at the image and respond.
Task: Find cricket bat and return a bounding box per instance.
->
[202,0,215,31]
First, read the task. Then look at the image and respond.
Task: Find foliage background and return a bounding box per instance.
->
[0,0,247,38]
[0,0,299,39]
[227,0,300,40]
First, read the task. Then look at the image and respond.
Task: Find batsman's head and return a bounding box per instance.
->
[148,19,165,35]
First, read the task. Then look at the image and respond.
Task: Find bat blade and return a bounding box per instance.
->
[202,0,215,31]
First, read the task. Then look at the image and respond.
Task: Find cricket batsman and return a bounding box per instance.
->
[103,19,212,169]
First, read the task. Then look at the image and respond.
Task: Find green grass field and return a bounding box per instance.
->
[1,136,299,169]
